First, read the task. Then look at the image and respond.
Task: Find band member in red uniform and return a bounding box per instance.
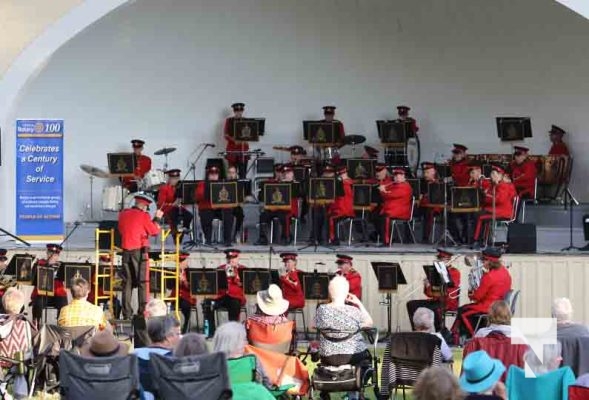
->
[320,106,345,165]
[224,103,250,179]
[171,252,195,333]
[279,253,305,310]
[406,248,461,332]
[335,254,361,300]
[510,145,537,200]
[118,194,163,318]
[202,249,246,337]
[309,164,336,245]
[195,165,234,246]
[397,105,419,136]
[548,125,569,156]
[31,244,68,325]
[255,164,299,245]
[472,166,517,249]
[328,165,355,245]
[418,162,441,243]
[88,254,122,319]
[450,144,470,186]
[157,169,193,239]
[226,165,245,243]
[452,247,511,340]
[378,168,413,245]
[289,146,307,164]
[122,139,152,192]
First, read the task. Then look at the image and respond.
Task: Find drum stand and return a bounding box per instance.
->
[435,180,457,247]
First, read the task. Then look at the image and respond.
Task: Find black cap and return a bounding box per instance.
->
[335,254,353,264]
[165,169,181,178]
[364,145,379,157]
[482,247,503,261]
[280,252,298,262]
[231,103,245,111]
[436,248,453,259]
[289,145,306,156]
[452,143,468,153]
[397,105,411,113]
[323,106,336,114]
[131,139,145,148]
[549,125,566,136]
[224,249,241,259]
[46,244,63,254]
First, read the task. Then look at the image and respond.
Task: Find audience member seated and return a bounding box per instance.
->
[506,343,575,400]
[246,285,293,353]
[248,284,290,325]
[459,350,507,400]
[553,298,589,339]
[412,307,453,362]
[135,315,181,400]
[79,327,129,358]
[0,288,36,367]
[58,278,107,328]
[414,366,464,400]
[315,276,373,400]
[173,333,208,357]
[213,321,272,389]
[135,298,168,348]
[475,300,524,339]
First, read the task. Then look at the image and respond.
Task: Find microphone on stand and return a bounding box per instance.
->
[204,143,216,148]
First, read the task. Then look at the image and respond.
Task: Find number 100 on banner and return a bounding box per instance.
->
[15,119,64,241]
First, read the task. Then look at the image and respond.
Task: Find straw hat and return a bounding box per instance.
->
[257,284,289,316]
[80,329,129,358]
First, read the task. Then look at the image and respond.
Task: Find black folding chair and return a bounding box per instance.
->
[149,352,232,400]
[59,350,140,400]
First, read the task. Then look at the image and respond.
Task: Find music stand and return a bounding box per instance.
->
[7,254,35,284]
[346,159,375,180]
[303,121,337,146]
[300,270,330,301]
[209,181,239,209]
[371,262,407,338]
[189,269,228,296]
[376,120,411,146]
[407,179,422,199]
[428,178,456,246]
[239,268,280,295]
[262,183,292,211]
[300,178,336,251]
[230,118,264,142]
[451,187,480,213]
[63,263,92,288]
[107,152,136,210]
[496,117,532,141]
[101,263,123,294]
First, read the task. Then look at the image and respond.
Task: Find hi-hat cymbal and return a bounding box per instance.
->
[343,134,366,145]
[154,147,176,156]
[80,164,110,178]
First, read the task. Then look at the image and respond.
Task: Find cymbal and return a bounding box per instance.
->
[343,134,366,145]
[79,164,110,178]
[154,147,176,156]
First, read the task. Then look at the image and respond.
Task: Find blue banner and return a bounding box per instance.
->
[16,119,64,241]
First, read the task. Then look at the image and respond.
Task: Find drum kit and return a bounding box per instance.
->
[80,146,177,219]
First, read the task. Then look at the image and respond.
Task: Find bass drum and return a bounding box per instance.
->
[102,185,129,212]
[123,192,156,218]
[406,136,421,177]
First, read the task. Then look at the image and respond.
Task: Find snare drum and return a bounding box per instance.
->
[102,185,128,212]
[142,169,165,191]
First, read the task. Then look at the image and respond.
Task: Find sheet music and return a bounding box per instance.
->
[434,261,450,284]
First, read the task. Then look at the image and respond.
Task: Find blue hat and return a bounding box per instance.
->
[459,350,505,393]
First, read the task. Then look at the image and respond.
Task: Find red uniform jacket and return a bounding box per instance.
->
[339,270,362,300]
[224,118,250,165]
[424,266,461,311]
[157,183,178,215]
[380,181,413,220]
[483,182,515,219]
[195,181,212,210]
[451,159,470,186]
[118,207,160,250]
[122,154,151,188]
[279,270,305,309]
[469,176,491,192]
[468,266,511,314]
[171,268,196,306]
[216,264,246,306]
[329,178,354,218]
[549,142,569,156]
[510,159,537,198]
[31,261,67,299]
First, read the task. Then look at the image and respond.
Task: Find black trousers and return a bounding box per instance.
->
[406,299,444,332]
[199,208,234,245]
[165,207,193,231]
[202,295,241,337]
[258,210,289,241]
[121,248,148,319]
[235,161,248,179]
[309,206,327,243]
[32,295,68,322]
[179,297,192,334]
[233,206,244,236]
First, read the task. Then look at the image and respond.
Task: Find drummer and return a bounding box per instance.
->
[122,139,152,192]
[450,144,470,186]
[224,102,250,179]
[548,125,569,156]
[321,106,346,165]
[157,169,193,240]
[396,105,419,136]
[289,146,307,164]
[362,145,379,160]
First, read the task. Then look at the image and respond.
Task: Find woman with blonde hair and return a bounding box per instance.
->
[414,366,464,400]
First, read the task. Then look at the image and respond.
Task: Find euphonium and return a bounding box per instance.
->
[465,255,484,293]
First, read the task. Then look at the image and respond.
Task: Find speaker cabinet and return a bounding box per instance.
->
[507,223,537,254]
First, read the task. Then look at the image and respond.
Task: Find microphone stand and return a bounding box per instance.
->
[183,144,213,250]
[491,184,497,247]
[561,187,580,251]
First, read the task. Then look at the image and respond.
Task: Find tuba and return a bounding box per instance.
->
[465,254,484,293]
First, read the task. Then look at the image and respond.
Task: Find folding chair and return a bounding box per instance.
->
[59,350,140,400]
[569,385,589,400]
[227,354,285,399]
[246,319,296,355]
[149,352,232,400]
[559,335,589,377]
[387,196,417,246]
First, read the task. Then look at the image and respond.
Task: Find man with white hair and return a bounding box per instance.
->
[552,297,589,339]
[412,307,453,362]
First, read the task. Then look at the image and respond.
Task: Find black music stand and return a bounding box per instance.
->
[346,159,375,180]
[430,168,456,246]
[36,265,56,325]
[210,181,239,209]
[299,178,337,252]
[451,187,480,213]
[239,268,280,295]
[371,262,407,339]
[107,152,136,209]
[63,263,92,288]
[189,269,228,296]
[300,270,330,301]
[262,183,292,211]
[376,120,412,145]
[179,180,201,249]
[7,254,34,284]
[101,263,123,294]
[228,118,265,142]
[496,117,532,141]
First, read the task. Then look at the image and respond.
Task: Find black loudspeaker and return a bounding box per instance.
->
[507,223,537,253]
[583,214,589,241]
[98,220,121,250]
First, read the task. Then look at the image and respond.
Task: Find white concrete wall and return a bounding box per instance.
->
[2,0,589,226]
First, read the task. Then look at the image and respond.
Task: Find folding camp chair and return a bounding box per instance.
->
[228,354,293,399]
[246,319,296,354]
